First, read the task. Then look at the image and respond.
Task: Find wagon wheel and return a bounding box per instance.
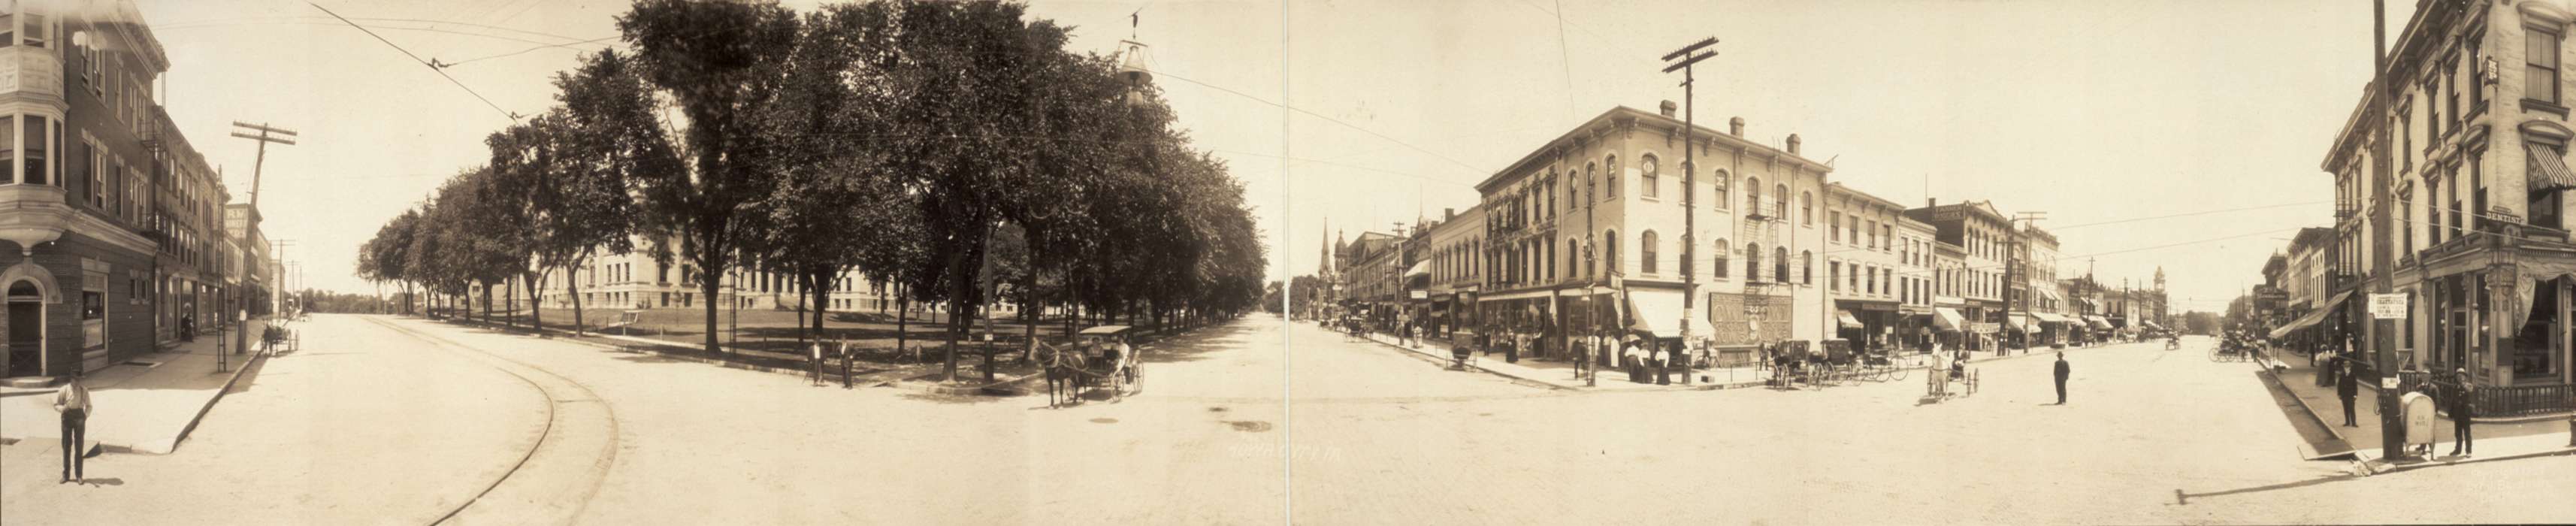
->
[1125,361,1141,394]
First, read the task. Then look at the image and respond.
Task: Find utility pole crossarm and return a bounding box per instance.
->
[230,122,299,208]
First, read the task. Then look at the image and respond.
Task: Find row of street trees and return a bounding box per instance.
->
[357,0,1265,380]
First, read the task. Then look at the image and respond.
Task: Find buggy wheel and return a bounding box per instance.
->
[1888,362,1909,382]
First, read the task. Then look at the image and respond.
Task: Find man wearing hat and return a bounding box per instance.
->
[2449,368,2477,457]
[53,370,91,483]
[2336,358,2360,427]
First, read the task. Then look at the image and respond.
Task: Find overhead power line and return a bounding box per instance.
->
[309,3,519,122]
[2048,201,2332,230]
[1147,68,1492,180]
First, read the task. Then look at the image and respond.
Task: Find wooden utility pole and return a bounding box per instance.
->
[1663,36,1717,386]
[228,122,298,207]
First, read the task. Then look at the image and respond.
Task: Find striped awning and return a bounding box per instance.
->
[2529,144,2576,194]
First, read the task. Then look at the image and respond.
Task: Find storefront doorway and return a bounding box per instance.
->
[7,280,44,377]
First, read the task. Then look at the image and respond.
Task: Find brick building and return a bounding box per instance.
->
[0,0,231,378]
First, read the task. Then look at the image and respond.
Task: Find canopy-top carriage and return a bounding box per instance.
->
[1040,325,1144,407]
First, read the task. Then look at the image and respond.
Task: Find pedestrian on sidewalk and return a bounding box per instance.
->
[1651,342,1671,385]
[810,341,826,385]
[1622,337,1646,383]
[2052,351,2070,405]
[2449,369,2477,457]
[2336,359,2360,427]
[54,370,91,483]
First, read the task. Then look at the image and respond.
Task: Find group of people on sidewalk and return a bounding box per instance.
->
[2318,342,2478,458]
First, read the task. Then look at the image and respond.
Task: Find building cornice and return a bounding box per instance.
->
[1477,105,1833,193]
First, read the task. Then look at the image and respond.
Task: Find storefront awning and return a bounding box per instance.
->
[2268,309,2330,340]
[1933,307,1966,331]
[2084,315,2112,330]
[1626,289,1719,340]
[2030,313,2073,324]
[2003,314,2031,332]
[2531,144,2576,194]
[1405,261,1430,277]
[1836,310,1865,329]
[2139,320,2163,331]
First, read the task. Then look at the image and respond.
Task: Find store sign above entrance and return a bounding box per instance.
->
[1410,290,1428,299]
[2369,293,2408,319]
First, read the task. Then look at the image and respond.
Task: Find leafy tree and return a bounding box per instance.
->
[553,49,680,334]
[355,208,422,314]
[740,2,907,346]
[615,0,800,355]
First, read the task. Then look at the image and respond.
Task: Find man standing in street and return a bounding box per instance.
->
[2051,351,2070,405]
[2450,368,2477,457]
[2337,359,2360,427]
[54,370,91,483]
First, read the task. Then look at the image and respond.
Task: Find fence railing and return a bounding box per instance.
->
[2480,382,2574,417]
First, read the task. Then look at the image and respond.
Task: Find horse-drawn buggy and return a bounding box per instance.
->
[1040,325,1143,408]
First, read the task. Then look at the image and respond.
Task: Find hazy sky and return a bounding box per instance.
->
[145,0,2413,314]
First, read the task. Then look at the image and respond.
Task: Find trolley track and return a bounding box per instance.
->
[365,316,621,525]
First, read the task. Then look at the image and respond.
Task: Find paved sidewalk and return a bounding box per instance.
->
[2356,431,2576,475]
[2269,349,2571,464]
[1346,329,1767,391]
[0,319,273,454]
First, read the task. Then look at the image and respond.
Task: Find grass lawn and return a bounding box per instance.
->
[440,306,1170,354]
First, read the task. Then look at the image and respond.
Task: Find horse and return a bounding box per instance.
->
[1036,343,1090,408]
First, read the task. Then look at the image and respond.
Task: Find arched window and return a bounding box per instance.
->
[1543,169,1557,219]
[1640,231,1659,275]
[1604,231,1620,276]
[1605,155,1621,198]
[1746,243,1763,283]
[1774,183,1789,223]
[1713,170,1731,209]
[1568,238,1581,280]
[1586,162,1598,204]
[1714,238,1731,279]
[1802,250,1814,285]
[1640,154,1660,199]
[1745,177,1763,216]
[1801,192,1814,225]
[1774,246,1789,284]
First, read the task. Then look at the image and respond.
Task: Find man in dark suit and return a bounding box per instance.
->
[2052,352,2071,404]
[2449,368,2476,456]
[2336,360,2360,427]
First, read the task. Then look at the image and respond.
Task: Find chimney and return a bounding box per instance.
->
[1729,116,1745,137]
[1444,207,1456,221]
[1927,198,1938,208]
[1658,101,1677,117]
[1786,134,1802,156]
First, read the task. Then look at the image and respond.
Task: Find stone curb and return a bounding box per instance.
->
[426,316,1214,397]
[2257,367,2357,461]
[896,373,1044,396]
[153,346,275,455]
[1350,331,1578,391]
[2359,444,2576,476]
[428,317,909,388]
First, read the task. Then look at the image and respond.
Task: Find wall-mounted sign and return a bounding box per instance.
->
[2369,293,2408,319]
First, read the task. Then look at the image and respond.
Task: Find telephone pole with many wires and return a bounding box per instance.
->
[228,122,297,207]
[1661,37,1716,385]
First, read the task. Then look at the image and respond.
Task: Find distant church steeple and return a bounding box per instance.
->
[1320,219,1340,279]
